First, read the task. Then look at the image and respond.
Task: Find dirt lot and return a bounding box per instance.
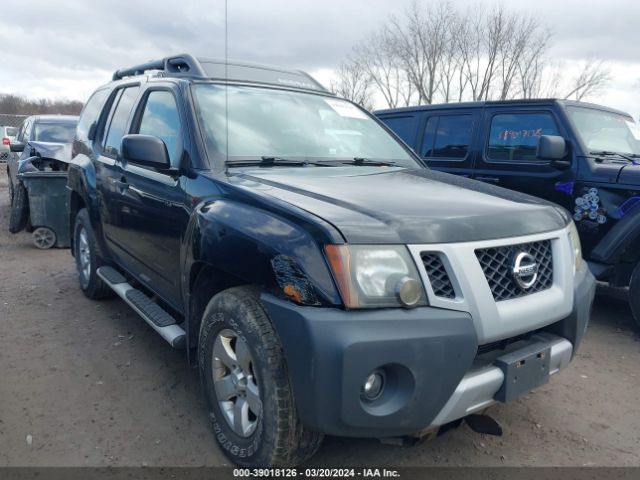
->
[0,172,639,467]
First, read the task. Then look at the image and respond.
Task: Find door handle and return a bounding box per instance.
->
[114,176,129,192]
[476,176,500,183]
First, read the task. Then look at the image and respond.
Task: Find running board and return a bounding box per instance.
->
[97,266,186,349]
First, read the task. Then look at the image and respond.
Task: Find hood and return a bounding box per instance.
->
[20,141,71,163]
[227,166,569,244]
[618,162,640,184]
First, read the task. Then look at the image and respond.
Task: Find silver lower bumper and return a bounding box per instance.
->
[430,333,573,427]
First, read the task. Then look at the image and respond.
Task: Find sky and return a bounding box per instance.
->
[0,0,639,117]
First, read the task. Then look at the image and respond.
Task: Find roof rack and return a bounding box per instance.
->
[112,53,329,93]
[112,54,205,80]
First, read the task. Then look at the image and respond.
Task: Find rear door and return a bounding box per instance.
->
[474,107,573,209]
[94,84,141,263]
[416,109,480,176]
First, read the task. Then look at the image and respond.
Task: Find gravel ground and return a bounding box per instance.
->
[0,172,639,467]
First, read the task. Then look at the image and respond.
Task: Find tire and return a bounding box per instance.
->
[73,208,113,299]
[629,261,640,331]
[8,182,29,233]
[8,175,14,206]
[198,286,323,467]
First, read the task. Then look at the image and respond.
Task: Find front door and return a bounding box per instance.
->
[115,88,189,310]
[473,108,574,210]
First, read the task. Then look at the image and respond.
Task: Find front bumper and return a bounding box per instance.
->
[261,263,595,438]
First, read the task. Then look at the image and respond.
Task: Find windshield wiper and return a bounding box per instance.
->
[589,150,639,163]
[345,157,397,167]
[226,156,330,167]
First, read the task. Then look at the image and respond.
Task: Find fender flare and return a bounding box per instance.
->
[590,206,640,264]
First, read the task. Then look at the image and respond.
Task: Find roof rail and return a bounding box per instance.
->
[112,53,329,93]
[112,53,206,81]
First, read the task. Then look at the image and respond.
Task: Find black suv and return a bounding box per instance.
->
[67,55,594,467]
[376,100,640,328]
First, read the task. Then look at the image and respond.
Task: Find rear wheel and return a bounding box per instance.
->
[8,175,14,206]
[73,208,113,299]
[629,261,640,330]
[199,286,323,467]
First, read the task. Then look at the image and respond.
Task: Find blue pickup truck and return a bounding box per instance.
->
[377,99,640,328]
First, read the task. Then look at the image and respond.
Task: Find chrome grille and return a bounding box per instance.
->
[421,253,455,299]
[475,240,553,301]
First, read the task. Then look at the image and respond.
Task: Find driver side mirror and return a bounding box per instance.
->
[121,134,171,170]
[537,135,570,170]
[10,141,25,153]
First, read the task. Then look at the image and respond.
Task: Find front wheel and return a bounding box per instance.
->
[198,286,323,467]
[629,261,640,331]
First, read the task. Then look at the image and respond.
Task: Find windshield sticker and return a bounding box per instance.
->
[497,128,542,141]
[625,120,640,140]
[324,99,368,119]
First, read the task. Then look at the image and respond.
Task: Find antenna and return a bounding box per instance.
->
[224,0,229,173]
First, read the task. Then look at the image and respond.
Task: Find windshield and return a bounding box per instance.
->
[33,122,76,143]
[567,106,640,156]
[192,84,418,167]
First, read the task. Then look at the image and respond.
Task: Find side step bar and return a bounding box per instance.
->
[97,266,186,349]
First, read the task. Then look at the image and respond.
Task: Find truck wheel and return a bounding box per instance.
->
[73,208,113,299]
[198,286,323,467]
[630,262,640,331]
[8,182,29,233]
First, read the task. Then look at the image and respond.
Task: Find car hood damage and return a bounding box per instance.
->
[227,166,570,244]
[17,141,71,175]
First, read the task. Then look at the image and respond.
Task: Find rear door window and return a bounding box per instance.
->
[421,114,473,159]
[380,115,418,146]
[103,86,140,157]
[487,113,559,161]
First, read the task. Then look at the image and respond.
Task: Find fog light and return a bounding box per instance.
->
[395,277,422,307]
[362,370,384,401]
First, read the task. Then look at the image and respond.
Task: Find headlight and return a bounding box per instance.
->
[568,221,583,274]
[324,245,427,309]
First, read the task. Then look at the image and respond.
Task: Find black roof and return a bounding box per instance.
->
[111,53,329,94]
[375,98,632,118]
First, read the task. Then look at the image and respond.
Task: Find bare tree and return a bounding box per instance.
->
[0,93,83,115]
[332,0,606,108]
[391,1,455,104]
[330,59,375,111]
[353,29,414,108]
[563,58,611,101]
[515,29,552,99]
[498,18,551,100]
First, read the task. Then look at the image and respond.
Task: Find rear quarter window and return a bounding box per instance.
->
[77,89,109,142]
